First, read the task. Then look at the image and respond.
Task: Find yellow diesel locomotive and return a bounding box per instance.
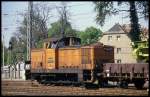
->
[29,36,114,84]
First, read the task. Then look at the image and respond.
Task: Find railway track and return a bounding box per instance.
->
[2,80,149,96]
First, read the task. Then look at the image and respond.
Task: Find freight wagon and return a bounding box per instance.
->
[103,63,149,89]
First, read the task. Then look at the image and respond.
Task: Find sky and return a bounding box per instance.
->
[1,1,149,48]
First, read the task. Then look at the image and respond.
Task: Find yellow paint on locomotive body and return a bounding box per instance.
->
[45,49,57,69]
[31,46,114,71]
[58,47,81,69]
[31,49,45,70]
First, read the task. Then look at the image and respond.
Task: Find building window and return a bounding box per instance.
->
[117,59,121,63]
[116,35,120,41]
[108,36,112,41]
[117,48,121,53]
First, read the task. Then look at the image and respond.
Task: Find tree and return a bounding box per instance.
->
[1,42,8,65]
[78,26,102,45]
[129,1,141,41]
[17,2,52,48]
[48,20,77,38]
[51,2,76,38]
[94,2,117,26]
[8,36,20,64]
[32,3,52,39]
[136,1,149,20]
[10,3,52,61]
[94,1,148,42]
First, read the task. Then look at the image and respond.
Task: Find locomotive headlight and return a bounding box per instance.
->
[107,73,110,77]
[25,61,31,70]
[25,64,30,70]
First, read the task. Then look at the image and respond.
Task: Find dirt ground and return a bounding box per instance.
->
[2,80,149,96]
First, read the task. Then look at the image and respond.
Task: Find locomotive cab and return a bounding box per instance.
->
[43,37,81,49]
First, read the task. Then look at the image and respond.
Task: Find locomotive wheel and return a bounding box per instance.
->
[134,79,145,89]
[120,81,128,88]
[84,82,99,89]
[98,80,108,87]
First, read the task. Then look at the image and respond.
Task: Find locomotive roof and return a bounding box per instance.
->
[82,42,114,48]
[43,36,81,42]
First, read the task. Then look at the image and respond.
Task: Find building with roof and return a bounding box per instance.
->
[99,23,138,63]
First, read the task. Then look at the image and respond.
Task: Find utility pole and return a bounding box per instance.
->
[26,1,33,80]
[3,32,5,68]
[27,1,33,61]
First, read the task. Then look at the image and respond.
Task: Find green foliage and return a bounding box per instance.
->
[48,20,77,38]
[9,36,19,64]
[36,39,43,48]
[77,26,102,45]
[132,41,149,62]
[4,48,8,65]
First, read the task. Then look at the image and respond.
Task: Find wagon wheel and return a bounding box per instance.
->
[134,79,145,89]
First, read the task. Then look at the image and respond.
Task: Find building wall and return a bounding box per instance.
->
[99,33,137,63]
